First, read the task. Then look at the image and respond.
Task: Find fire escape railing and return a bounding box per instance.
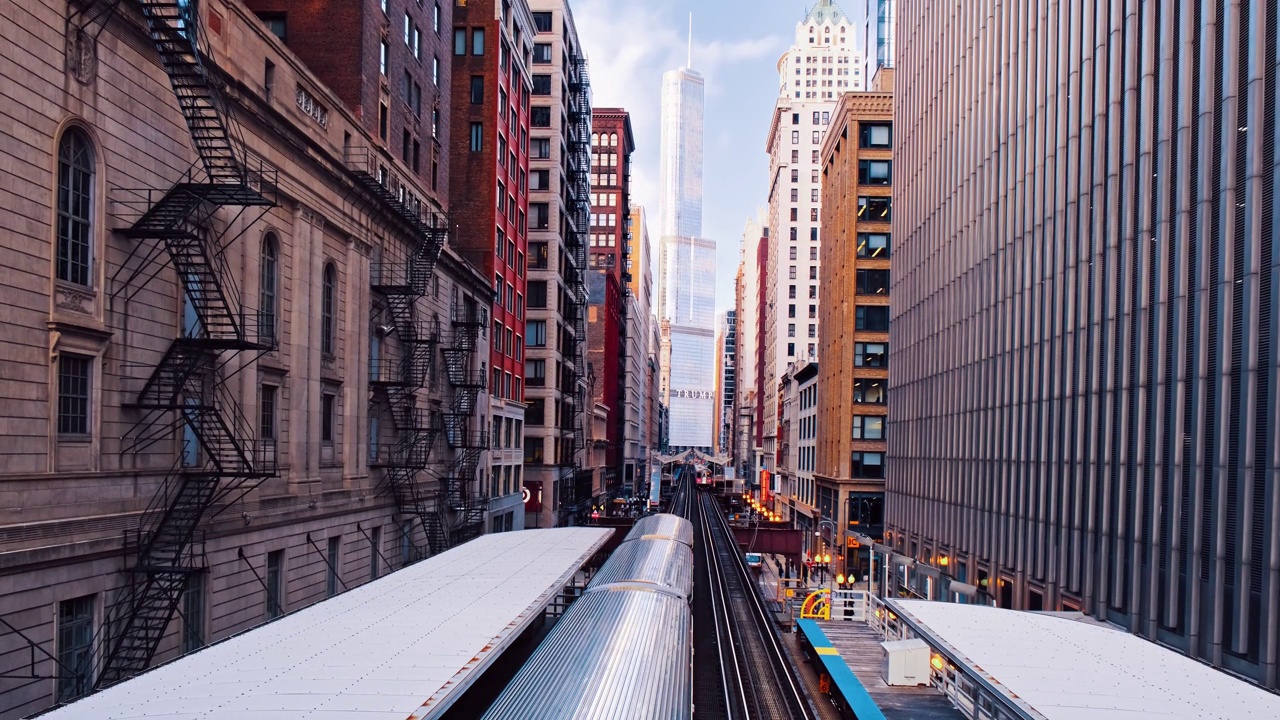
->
[437,300,488,543]
[98,0,279,689]
[558,54,592,524]
[353,141,451,559]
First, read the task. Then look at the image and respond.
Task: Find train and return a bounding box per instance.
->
[482,513,695,719]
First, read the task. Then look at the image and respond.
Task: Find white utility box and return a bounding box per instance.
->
[881,637,931,686]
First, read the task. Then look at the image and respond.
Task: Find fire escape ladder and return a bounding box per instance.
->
[137,0,244,184]
[370,246,446,558]
[433,300,487,542]
[99,1,279,689]
[559,54,592,522]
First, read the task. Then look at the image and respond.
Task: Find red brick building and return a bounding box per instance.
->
[448,0,534,404]
[587,110,633,496]
[245,0,452,199]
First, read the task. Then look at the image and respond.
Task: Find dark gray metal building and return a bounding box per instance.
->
[889,0,1280,688]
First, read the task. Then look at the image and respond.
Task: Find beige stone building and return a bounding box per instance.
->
[0,1,490,716]
[814,71,892,582]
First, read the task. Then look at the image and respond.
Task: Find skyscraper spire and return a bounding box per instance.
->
[687,12,693,68]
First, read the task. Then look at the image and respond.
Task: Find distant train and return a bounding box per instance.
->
[482,513,695,720]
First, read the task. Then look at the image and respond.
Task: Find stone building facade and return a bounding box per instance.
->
[521,0,591,528]
[0,2,489,717]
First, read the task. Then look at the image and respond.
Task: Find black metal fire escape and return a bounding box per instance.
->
[438,299,488,543]
[349,149,450,558]
[101,0,277,688]
[558,54,592,524]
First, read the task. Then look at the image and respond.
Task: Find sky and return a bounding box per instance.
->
[575,0,865,315]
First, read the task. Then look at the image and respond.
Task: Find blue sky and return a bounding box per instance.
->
[576,0,863,314]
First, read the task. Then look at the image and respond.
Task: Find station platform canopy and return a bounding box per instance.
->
[43,527,613,720]
[891,599,1280,719]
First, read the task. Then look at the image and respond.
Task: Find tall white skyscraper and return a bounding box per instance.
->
[657,53,716,451]
[760,0,860,472]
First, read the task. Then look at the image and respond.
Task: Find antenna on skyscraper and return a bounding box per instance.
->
[687,12,693,68]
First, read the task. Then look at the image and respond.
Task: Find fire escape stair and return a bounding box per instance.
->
[98,0,279,690]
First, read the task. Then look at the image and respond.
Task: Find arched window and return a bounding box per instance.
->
[259,234,279,344]
[609,132,617,147]
[321,263,336,356]
[56,129,94,286]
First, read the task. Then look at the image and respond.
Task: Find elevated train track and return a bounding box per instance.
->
[684,470,815,720]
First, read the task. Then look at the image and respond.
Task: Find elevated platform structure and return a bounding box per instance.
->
[39,528,613,720]
[886,599,1280,720]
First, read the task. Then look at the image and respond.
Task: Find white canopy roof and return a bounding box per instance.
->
[45,527,612,720]
[892,599,1280,719]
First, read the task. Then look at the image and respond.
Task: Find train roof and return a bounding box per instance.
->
[481,589,692,720]
[627,513,694,547]
[587,536,694,601]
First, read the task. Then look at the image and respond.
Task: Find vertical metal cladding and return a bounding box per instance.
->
[891,0,1280,687]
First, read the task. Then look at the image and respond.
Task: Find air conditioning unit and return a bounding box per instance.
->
[881,638,931,686]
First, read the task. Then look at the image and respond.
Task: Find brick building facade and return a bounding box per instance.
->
[815,75,892,581]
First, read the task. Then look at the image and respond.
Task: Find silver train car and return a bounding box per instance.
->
[482,514,695,720]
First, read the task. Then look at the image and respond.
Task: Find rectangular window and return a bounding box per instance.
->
[812,130,820,144]
[381,40,389,74]
[791,130,799,144]
[855,305,890,332]
[472,28,485,55]
[533,42,553,63]
[856,269,890,295]
[58,354,92,437]
[404,13,411,44]
[527,280,548,307]
[854,341,888,367]
[532,11,552,32]
[470,122,483,151]
[858,195,892,221]
[182,572,205,652]
[853,379,887,404]
[378,101,388,141]
[860,123,892,148]
[265,550,284,620]
[525,359,546,386]
[811,188,819,202]
[454,27,466,55]
[850,451,885,479]
[858,159,892,185]
[790,188,798,202]
[527,319,547,346]
[326,536,341,597]
[530,169,550,190]
[812,111,820,123]
[530,242,549,268]
[532,75,552,95]
[532,137,551,158]
[260,384,277,440]
[369,526,381,580]
[856,232,890,258]
[531,202,549,229]
[321,393,335,444]
[470,75,484,104]
[56,595,94,702]
[531,106,551,127]
[413,26,422,60]
[526,398,545,426]
[852,415,886,440]
[432,56,439,85]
